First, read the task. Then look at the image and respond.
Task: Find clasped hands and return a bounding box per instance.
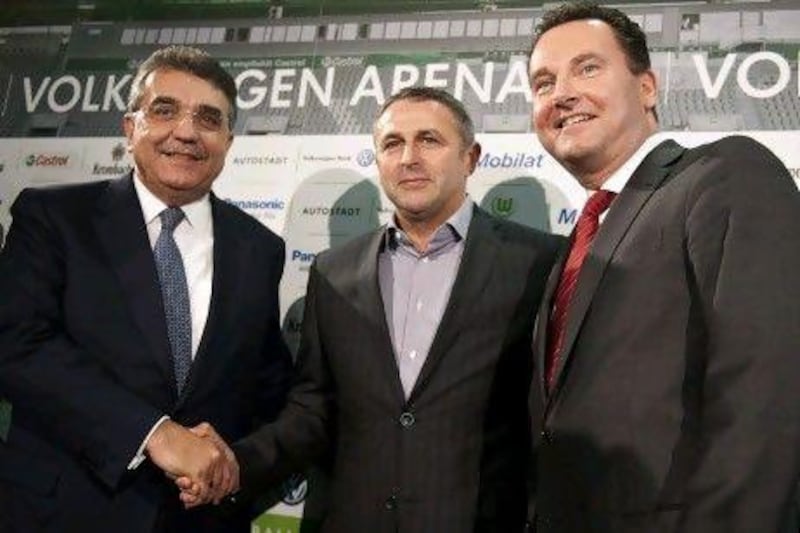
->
[145,419,238,508]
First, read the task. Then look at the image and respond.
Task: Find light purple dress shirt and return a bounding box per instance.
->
[378,198,473,397]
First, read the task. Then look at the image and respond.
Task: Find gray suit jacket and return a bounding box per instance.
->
[529,137,800,533]
[235,206,563,533]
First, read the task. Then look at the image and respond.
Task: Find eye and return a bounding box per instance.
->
[420,135,439,145]
[195,108,225,131]
[533,79,554,96]
[148,101,178,121]
[381,139,401,151]
[580,63,600,76]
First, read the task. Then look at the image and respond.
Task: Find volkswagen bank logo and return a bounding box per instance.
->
[281,474,307,505]
[356,149,375,167]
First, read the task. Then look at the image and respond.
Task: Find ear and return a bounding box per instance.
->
[639,69,658,113]
[122,113,135,147]
[466,141,482,175]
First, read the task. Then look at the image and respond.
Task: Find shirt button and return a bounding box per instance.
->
[385,495,397,509]
[399,411,415,428]
[416,299,423,311]
[408,349,417,360]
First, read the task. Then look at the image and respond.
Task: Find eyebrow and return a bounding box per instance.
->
[149,96,224,115]
[530,52,604,80]
[379,128,442,142]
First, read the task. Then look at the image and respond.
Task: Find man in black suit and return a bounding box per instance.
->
[526,3,800,532]
[0,45,291,532]
[181,87,563,532]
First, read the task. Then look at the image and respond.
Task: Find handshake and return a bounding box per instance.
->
[145,419,239,507]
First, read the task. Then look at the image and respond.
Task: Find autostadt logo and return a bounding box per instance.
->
[231,155,288,166]
[490,197,514,218]
[281,474,307,505]
[25,153,70,167]
[356,149,375,167]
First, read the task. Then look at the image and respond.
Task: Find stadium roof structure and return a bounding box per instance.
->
[0,0,755,27]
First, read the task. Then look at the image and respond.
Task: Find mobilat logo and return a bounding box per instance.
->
[478,152,545,169]
[25,154,70,167]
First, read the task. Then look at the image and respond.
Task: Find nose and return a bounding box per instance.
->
[400,142,419,166]
[171,110,201,140]
[552,75,578,107]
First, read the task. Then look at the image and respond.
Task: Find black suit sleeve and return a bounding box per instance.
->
[678,137,800,532]
[254,237,293,425]
[233,258,333,494]
[0,189,163,488]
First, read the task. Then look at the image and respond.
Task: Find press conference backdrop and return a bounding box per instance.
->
[0,1,799,531]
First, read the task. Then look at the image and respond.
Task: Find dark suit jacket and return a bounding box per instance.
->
[529,136,800,533]
[0,175,292,532]
[234,206,563,533]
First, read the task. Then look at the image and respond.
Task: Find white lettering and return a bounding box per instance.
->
[350,66,385,106]
[47,76,81,113]
[236,69,267,110]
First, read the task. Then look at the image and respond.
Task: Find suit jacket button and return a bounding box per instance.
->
[540,430,553,444]
[385,495,397,510]
[399,411,415,428]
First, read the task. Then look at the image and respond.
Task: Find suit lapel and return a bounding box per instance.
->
[176,196,250,405]
[93,175,174,388]
[533,243,569,404]
[408,207,499,403]
[347,229,407,402]
[548,140,685,401]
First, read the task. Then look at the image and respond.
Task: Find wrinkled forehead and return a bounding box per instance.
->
[529,19,617,71]
[139,68,231,112]
[374,98,460,138]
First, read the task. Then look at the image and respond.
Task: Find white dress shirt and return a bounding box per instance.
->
[589,133,663,223]
[128,174,215,469]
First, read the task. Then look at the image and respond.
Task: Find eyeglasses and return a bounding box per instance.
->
[135,99,229,133]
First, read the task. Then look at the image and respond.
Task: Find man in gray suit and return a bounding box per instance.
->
[181,87,562,532]
[526,3,800,532]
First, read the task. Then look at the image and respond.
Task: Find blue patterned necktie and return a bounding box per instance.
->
[154,207,192,394]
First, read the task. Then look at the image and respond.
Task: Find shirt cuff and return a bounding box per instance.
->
[127,415,170,470]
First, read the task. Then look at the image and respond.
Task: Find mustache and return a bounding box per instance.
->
[159,145,207,160]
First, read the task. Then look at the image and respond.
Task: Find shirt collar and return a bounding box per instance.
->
[590,133,663,196]
[132,172,212,231]
[385,195,474,248]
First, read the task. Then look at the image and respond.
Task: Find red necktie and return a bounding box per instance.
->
[545,190,617,390]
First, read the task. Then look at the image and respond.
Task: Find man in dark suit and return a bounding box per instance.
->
[0,45,291,532]
[181,87,562,532]
[526,3,800,532]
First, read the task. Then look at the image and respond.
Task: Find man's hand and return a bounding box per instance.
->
[145,420,235,504]
[173,422,240,508]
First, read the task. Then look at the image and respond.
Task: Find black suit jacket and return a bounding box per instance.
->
[234,206,563,533]
[0,175,292,532]
[529,136,800,533]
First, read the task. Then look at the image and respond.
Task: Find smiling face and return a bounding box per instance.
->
[123,68,233,206]
[373,98,480,232]
[529,19,657,189]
